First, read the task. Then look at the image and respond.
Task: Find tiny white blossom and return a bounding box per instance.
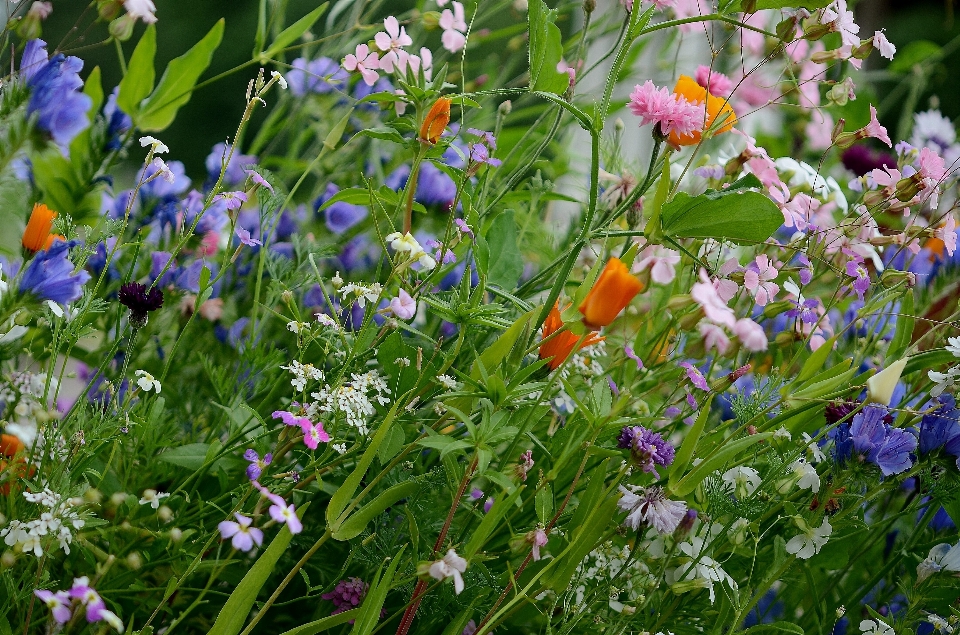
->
[929,366,960,397]
[332,442,348,454]
[946,336,960,358]
[437,374,459,390]
[287,320,310,334]
[860,619,894,635]
[789,458,820,493]
[135,370,161,393]
[802,432,826,462]
[773,426,792,440]
[139,136,168,154]
[150,157,176,184]
[139,489,170,509]
[720,466,761,500]
[785,517,831,559]
[271,70,288,89]
[428,549,468,594]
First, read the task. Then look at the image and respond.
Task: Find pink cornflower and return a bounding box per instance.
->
[694,65,733,97]
[343,44,380,86]
[733,318,768,352]
[743,255,779,306]
[628,81,704,138]
[617,485,687,534]
[374,17,412,72]
[218,513,263,552]
[635,244,681,284]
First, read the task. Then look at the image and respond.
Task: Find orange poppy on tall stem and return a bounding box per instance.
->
[668,75,737,147]
[579,257,644,329]
[539,304,604,370]
[22,203,57,252]
[420,96,451,145]
[0,433,27,495]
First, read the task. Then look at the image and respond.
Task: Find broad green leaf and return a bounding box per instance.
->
[569,458,609,529]
[527,0,569,94]
[332,480,420,540]
[138,20,224,131]
[543,494,618,591]
[260,4,328,61]
[889,40,941,74]
[157,443,210,470]
[118,25,156,116]
[661,189,782,245]
[464,486,524,558]
[315,187,370,211]
[668,395,713,487]
[350,546,405,635]
[887,291,915,361]
[796,335,836,383]
[207,504,309,635]
[377,425,405,464]
[277,609,360,635]
[903,349,957,376]
[670,432,773,497]
[471,308,535,379]
[535,484,554,525]
[742,621,806,635]
[482,210,524,290]
[0,177,29,258]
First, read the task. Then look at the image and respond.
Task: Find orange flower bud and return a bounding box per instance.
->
[539,303,603,370]
[420,96,451,144]
[668,75,737,147]
[578,257,644,329]
[22,203,57,252]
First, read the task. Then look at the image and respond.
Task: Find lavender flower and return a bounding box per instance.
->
[68,577,123,630]
[315,183,368,235]
[243,449,272,480]
[679,362,709,391]
[218,513,263,552]
[617,485,687,533]
[287,57,348,96]
[245,169,274,193]
[618,425,675,477]
[236,227,262,247]
[205,142,256,185]
[34,589,71,624]
[118,281,164,328]
[845,252,870,301]
[212,191,247,211]
[18,240,91,305]
[322,577,369,615]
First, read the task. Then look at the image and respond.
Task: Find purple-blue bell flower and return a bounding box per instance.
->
[22,39,92,147]
[150,251,178,287]
[182,189,229,235]
[175,259,205,293]
[287,57,348,96]
[315,183,367,235]
[919,395,960,455]
[102,87,131,151]
[205,142,256,186]
[873,427,916,476]
[102,189,137,221]
[18,240,90,304]
[338,235,380,272]
[87,237,118,279]
[849,405,888,460]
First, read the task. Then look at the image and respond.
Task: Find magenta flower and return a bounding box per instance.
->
[243,448,272,481]
[628,80,704,138]
[300,418,331,449]
[236,227,262,247]
[343,44,380,86]
[272,410,310,427]
[218,513,264,552]
[624,344,644,370]
[679,361,709,391]
[322,577,369,616]
[390,289,417,320]
[245,169,274,193]
[34,589,72,624]
[743,254,779,307]
[528,527,549,561]
[213,190,247,211]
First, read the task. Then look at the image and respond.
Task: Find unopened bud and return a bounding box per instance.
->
[667,294,694,312]
[126,552,143,569]
[97,0,121,20]
[775,331,797,346]
[158,505,174,523]
[332,271,344,289]
[583,0,596,13]
[281,289,294,305]
[776,17,797,41]
[804,23,832,41]
[1,552,15,568]
[677,310,704,331]
[615,117,625,133]
[762,300,793,318]
[810,49,839,64]
[109,13,136,41]
[169,527,183,542]
[852,39,873,59]
[421,11,441,29]
[499,100,513,116]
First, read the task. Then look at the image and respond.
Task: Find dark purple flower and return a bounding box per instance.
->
[244,449,272,481]
[840,145,897,177]
[322,577,369,616]
[786,297,820,324]
[118,281,164,328]
[825,400,858,424]
[18,240,91,305]
[617,425,675,478]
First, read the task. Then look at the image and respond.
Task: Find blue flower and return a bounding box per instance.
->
[873,427,916,476]
[18,241,90,304]
[205,142,256,186]
[315,183,367,235]
[850,405,888,460]
[286,57,348,96]
[919,395,960,455]
[102,87,132,151]
[21,39,92,147]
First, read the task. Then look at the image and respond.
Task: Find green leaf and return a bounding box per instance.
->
[482,210,524,290]
[208,504,309,635]
[260,4,328,61]
[668,395,713,488]
[887,291,915,361]
[742,621,806,635]
[138,20,225,132]
[357,127,407,145]
[277,609,360,635]
[544,494,618,591]
[535,484,554,525]
[661,189,783,245]
[464,486,524,558]
[332,480,420,541]
[527,0,569,94]
[83,66,105,122]
[471,308,535,379]
[378,425,405,464]
[118,25,157,116]
[157,443,210,470]
[796,335,837,383]
[745,0,829,9]
[903,349,957,376]
[670,432,773,497]
[889,40,941,74]
[569,458,609,529]
[350,546,405,635]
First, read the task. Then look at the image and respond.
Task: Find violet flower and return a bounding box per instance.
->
[243,449,272,481]
[18,240,91,305]
[34,589,71,624]
[212,191,247,211]
[218,513,263,552]
[236,227,262,247]
[617,425,676,478]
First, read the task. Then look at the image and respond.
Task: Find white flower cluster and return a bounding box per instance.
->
[1,371,59,447]
[572,542,650,612]
[562,341,607,379]
[1,488,85,557]
[385,232,437,270]
[929,336,960,397]
[281,361,325,392]
[309,370,391,435]
[339,282,384,308]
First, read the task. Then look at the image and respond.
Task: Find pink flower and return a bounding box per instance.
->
[872,30,896,60]
[935,215,958,257]
[743,255,779,306]
[343,44,380,86]
[218,513,263,552]
[822,0,860,47]
[245,169,274,193]
[918,147,947,183]
[860,105,891,148]
[691,269,736,327]
[628,81,704,138]
[635,244,681,284]
[236,227,261,247]
[440,2,468,53]
[694,65,733,97]
[733,318,768,351]
[34,589,72,624]
[272,410,310,427]
[699,322,731,354]
[679,361,709,391]
[428,549,468,594]
[374,17,413,72]
[390,289,417,319]
[300,419,331,449]
[528,527,549,561]
[213,190,247,211]
[806,112,834,151]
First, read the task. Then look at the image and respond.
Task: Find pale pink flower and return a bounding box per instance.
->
[739,12,768,54]
[440,2,468,53]
[873,30,896,60]
[699,322,731,354]
[672,0,709,32]
[375,17,413,72]
[691,269,735,327]
[715,259,741,302]
[343,44,380,86]
[860,105,891,147]
[935,215,958,257]
[628,81,704,137]
[822,0,860,47]
[918,147,947,183]
[390,289,417,319]
[733,318,768,351]
[267,495,303,534]
[124,0,157,24]
[528,527,549,561]
[429,549,468,594]
[617,485,687,534]
[694,65,733,97]
[27,2,53,20]
[806,112,834,151]
[635,244,681,284]
[797,60,825,108]
[743,255,779,306]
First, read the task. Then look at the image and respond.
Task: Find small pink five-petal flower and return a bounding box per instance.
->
[375,17,412,72]
[934,215,958,257]
[343,44,380,86]
[860,105,891,148]
[743,255,780,307]
[439,2,467,53]
[300,418,331,449]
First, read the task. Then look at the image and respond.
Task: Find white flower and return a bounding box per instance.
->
[802,433,826,463]
[789,458,820,493]
[287,320,310,334]
[0,264,8,300]
[946,336,960,358]
[785,517,832,559]
[428,549,468,594]
[925,614,954,634]
[315,313,339,329]
[860,619,894,635]
[139,489,170,509]
[332,443,347,454]
[672,537,737,603]
[125,0,158,23]
[773,426,792,441]
[139,136,168,154]
[720,466,761,499]
[437,374,459,390]
[872,30,896,60]
[270,70,287,89]
[866,357,909,406]
[135,370,161,393]
[45,300,64,318]
[918,541,960,582]
[928,366,960,397]
[150,157,175,184]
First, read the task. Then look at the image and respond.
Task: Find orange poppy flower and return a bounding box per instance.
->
[668,75,737,147]
[579,257,644,329]
[0,433,27,495]
[22,203,57,252]
[539,303,603,370]
[420,96,451,145]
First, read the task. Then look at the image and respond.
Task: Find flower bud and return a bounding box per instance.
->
[421,11,441,28]
[583,0,596,13]
[97,0,122,20]
[158,505,174,523]
[677,309,704,331]
[126,552,143,569]
[851,39,873,59]
[109,13,136,40]
[866,357,909,406]
[420,97,452,144]
[499,100,513,116]
[667,294,694,312]
[775,331,796,346]
[804,23,832,41]
[762,300,793,318]
[1,551,15,568]
[169,527,183,542]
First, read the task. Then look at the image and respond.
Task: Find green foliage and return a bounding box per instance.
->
[527,0,569,95]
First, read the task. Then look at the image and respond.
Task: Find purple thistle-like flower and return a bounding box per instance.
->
[617,425,675,478]
[322,577,369,616]
[18,240,91,305]
[243,449,272,481]
[118,281,164,328]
